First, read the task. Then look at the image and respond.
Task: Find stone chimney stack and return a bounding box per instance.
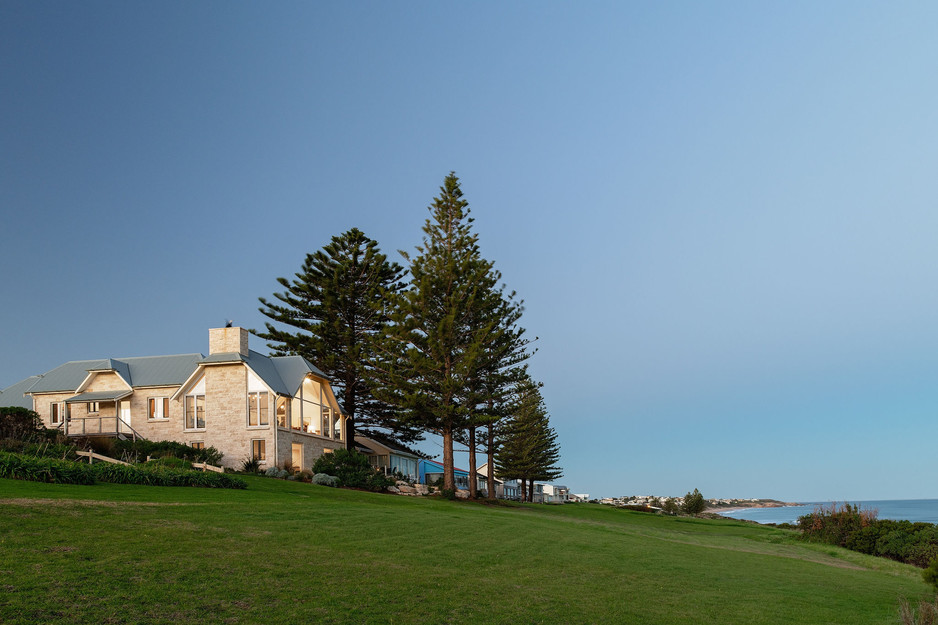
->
[209,327,249,356]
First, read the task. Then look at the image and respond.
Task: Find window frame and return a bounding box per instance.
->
[251,439,266,462]
[247,391,269,427]
[50,402,65,425]
[185,394,205,430]
[87,401,100,414]
[148,397,170,421]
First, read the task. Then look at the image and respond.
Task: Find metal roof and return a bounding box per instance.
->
[27,354,203,394]
[0,375,42,409]
[65,390,134,403]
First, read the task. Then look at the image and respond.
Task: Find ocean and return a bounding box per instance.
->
[718,499,938,525]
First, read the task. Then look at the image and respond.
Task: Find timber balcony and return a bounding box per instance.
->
[62,416,143,441]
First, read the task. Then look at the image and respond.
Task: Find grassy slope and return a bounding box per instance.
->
[0,476,929,625]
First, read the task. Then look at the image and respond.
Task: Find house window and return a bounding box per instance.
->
[148,397,169,420]
[185,394,205,429]
[248,391,269,426]
[190,441,205,450]
[276,396,287,427]
[87,402,100,413]
[252,439,266,462]
[51,402,65,425]
[322,407,331,438]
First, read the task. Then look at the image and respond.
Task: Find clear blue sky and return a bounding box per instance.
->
[3,2,937,501]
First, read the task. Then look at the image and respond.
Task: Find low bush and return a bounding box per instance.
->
[146,456,192,470]
[111,439,223,465]
[241,457,261,473]
[0,451,246,488]
[90,462,247,489]
[311,449,394,492]
[923,558,938,592]
[0,451,95,485]
[799,503,938,568]
[312,473,339,487]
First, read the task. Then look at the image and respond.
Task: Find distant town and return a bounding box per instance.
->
[599,495,797,510]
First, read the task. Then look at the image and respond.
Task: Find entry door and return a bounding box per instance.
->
[119,401,132,434]
[291,443,303,471]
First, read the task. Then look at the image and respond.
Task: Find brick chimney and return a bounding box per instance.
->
[209,327,249,356]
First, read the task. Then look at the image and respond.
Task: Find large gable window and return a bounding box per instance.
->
[185,395,205,429]
[248,391,269,426]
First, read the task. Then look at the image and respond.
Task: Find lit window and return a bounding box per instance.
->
[322,407,331,438]
[185,395,205,429]
[252,439,266,461]
[87,402,100,413]
[276,396,287,427]
[190,441,205,450]
[248,391,269,426]
[148,397,169,420]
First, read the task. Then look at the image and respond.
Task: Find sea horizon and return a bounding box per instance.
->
[719,498,938,525]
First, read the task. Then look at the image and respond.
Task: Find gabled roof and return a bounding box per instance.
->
[356,435,421,459]
[196,350,327,398]
[27,354,203,394]
[0,375,42,409]
[86,358,133,387]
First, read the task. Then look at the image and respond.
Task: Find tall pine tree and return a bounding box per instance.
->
[495,376,563,502]
[255,228,421,451]
[373,173,506,491]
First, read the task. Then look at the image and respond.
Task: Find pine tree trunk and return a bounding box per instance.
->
[520,478,527,502]
[344,413,355,452]
[344,388,355,452]
[468,426,477,499]
[528,478,534,503]
[486,423,495,499]
[442,428,455,491]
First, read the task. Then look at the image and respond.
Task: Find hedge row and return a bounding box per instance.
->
[798,503,938,568]
[111,439,223,465]
[0,451,95,484]
[0,451,246,489]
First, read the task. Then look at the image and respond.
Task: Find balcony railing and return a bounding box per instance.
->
[66,416,142,441]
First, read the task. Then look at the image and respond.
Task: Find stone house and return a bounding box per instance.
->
[1,327,346,471]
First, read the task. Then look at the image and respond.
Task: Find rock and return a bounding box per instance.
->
[414,484,429,495]
[398,485,417,494]
[455,489,469,499]
[387,486,401,494]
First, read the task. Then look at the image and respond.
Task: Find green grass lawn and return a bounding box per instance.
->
[0,476,930,624]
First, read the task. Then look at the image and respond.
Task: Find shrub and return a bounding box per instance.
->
[682,489,707,515]
[0,451,95,485]
[111,439,223,465]
[147,456,192,470]
[295,470,313,483]
[90,462,247,489]
[311,449,393,491]
[241,457,261,473]
[313,473,339,487]
[924,558,938,592]
[0,407,47,440]
[264,466,281,477]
